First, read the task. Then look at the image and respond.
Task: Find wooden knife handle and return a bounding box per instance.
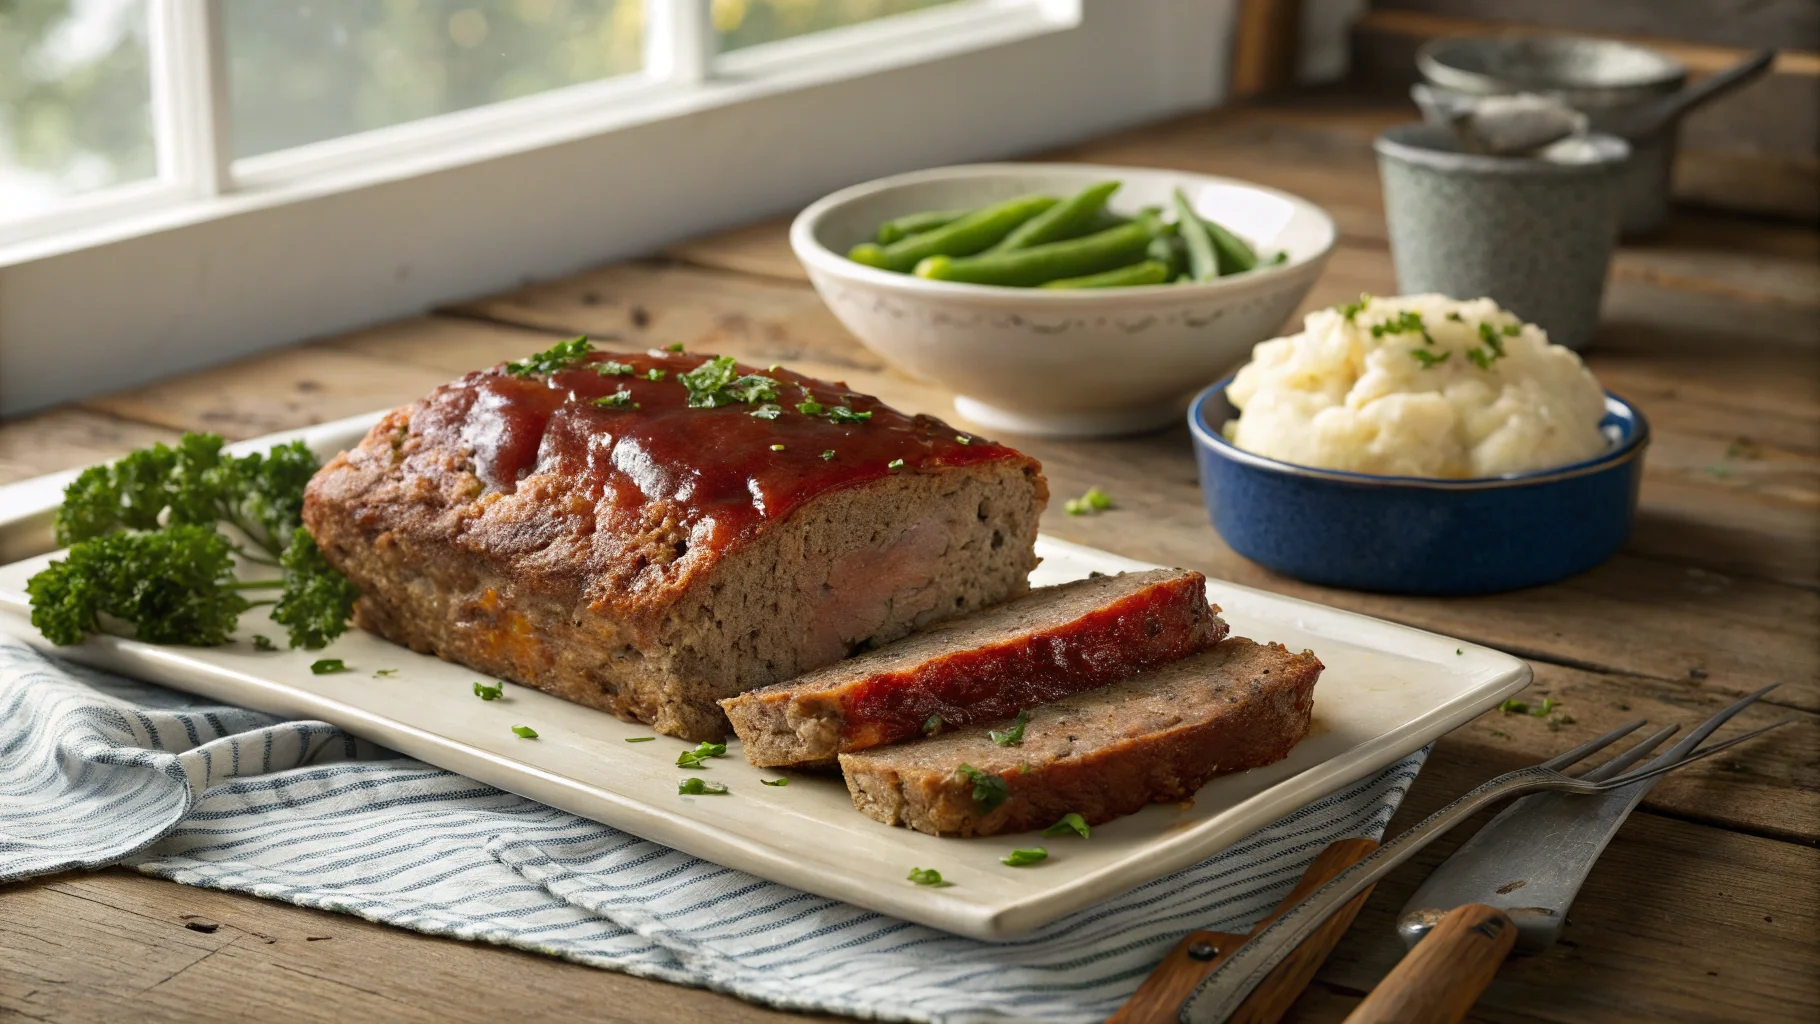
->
[1109,837,1380,1024]
[1342,904,1516,1024]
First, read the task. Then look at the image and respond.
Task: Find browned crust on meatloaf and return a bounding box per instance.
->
[838,638,1320,836]
[721,568,1227,768]
[303,356,1047,741]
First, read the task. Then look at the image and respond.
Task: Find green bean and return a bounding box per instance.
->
[1200,213,1259,274]
[849,194,1057,273]
[1146,233,1185,280]
[913,212,1163,287]
[1173,189,1218,283]
[989,181,1120,252]
[1038,260,1170,289]
[876,208,972,245]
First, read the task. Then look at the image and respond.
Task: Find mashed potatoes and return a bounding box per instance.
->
[1224,294,1608,478]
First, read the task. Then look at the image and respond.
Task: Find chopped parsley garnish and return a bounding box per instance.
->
[1063,486,1114,516]
[678,777,727,795]
[1497,698,1528,715]
[1456,649,1463,656]
[665,343,684,352]
[770,444,786,452]
[1410,348,1451,370]
[506,336,593,377]
[1531,697,1560,717]
[796,400,824,415]
[625,736,656,743]
[887,458,905,471]
[1042,813,1090,839]
[592,389,638,409]
[956,764,1009,812]
[751,404,783,420]
[1337,294,1371,321]
[1370,310,1427,340]
[473,681,504,701]
[826,406,871,424]
[923,713,944,736]
[1502,323,1521,337]
[677,741,728,769]
[989,710,1030,747]
[1446,311,1464,322]
[251,634,277,652]
[373,668,398,678]
[907,867,950,887]
[1467,322,1508,370]
[761,778,789,787]
[310,658,348,675]
[1001,847,1048,867]
[512,725,539,739]
[821,450,836,461]
[678,355,780,409]
[955,435,972,445]
[594,360,636,376]
[33,434,356,651]
[1497,697,1559,718]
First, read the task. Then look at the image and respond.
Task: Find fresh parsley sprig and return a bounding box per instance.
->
[505,336,594,377]
[31,434,358,651]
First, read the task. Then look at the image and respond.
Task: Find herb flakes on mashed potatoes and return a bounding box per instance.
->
[1223,294,1609,479]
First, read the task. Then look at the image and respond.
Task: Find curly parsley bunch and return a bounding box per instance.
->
[28,434,357,650]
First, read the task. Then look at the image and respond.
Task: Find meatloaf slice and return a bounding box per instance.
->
[721,568,1226,767]
[303,344,1046,742]
[839,637,1320,837]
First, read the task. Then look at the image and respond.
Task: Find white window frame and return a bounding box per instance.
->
[0,0,1239,415]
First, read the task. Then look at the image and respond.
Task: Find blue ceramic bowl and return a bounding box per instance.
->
[1187,378,1648,595]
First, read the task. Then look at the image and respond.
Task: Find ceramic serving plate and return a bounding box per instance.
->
[0,414,1529,939]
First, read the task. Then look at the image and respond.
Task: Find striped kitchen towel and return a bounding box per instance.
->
[0,637,1425,1024]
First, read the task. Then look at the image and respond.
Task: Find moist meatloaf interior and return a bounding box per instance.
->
[721,568,1226,767]
[838,637,1321,837]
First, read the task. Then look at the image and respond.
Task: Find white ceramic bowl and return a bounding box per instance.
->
[790,163,1336,438]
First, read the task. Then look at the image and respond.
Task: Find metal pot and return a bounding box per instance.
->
[1417,35,1684,236]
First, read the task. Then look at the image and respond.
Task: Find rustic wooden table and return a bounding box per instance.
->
[2,94,1816,1024]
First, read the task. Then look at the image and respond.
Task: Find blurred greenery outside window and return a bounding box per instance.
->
[1,0,969,222]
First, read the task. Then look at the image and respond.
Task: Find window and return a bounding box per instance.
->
[0,0,1237,414]
[0,0,156,220]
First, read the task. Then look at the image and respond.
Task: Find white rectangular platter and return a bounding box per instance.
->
[0,414,1530,939]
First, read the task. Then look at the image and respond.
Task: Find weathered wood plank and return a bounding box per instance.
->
[0,871,821,1024]
[0,409,181,487]
[1301,749,1820,1024]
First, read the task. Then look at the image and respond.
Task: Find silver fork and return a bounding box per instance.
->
[1178,687,1794,1023]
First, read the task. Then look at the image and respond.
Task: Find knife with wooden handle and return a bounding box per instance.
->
[1343,904,1516,1024]
[1109,837,1380,1024]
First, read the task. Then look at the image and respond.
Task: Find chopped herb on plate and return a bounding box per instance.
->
[511,725,538,739]
[761,778,789,787]
[1063,486,1114,516]
[373,668,398,678]
[678,777,727,795]
[677,741,728,769]
[251,634,277,652]
[907,867,950,887]
[310,658,347,675]
[625,736,656,743]
[1042,813,1090,839]
[474,681,504,701]
[1001,847,1048,867]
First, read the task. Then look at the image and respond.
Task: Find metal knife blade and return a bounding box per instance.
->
[1396,722,1679,954]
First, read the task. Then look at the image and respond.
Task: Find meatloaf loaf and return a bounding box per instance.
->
[839,638,1321,836]
[722,568,1226,767]
[302,341,1047,741]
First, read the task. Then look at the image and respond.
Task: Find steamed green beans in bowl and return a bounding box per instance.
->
[845,182,1284,289]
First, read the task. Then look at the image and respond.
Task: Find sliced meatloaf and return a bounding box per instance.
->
[839,638,1321,837]
[721,568,1226,767]
[303,343,1046,741]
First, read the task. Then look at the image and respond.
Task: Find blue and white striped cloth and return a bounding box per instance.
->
[0,637,1425,1023]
